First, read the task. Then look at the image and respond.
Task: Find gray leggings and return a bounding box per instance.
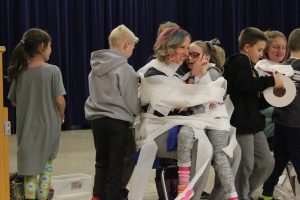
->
[177,126,237,197]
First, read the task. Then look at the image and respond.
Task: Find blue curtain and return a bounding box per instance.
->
[1,0,299,130]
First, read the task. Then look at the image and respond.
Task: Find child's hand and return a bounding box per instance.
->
[273,73,284,89]
[174,105,188,112]
[209,103,218,110]
[191,54,209,77]
[60,114,65,124]
[178,107,188,113]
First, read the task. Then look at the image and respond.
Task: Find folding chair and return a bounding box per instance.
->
[134,151,178,200]
[159,161,178,200]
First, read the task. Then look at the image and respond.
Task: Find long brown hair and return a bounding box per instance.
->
[7,28,51,80]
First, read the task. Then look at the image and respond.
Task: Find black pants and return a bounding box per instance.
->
[262,123,300,196]
[91,117,133,200]
[121,124,136,199]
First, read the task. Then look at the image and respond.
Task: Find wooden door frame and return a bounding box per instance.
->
[0,46,10,200]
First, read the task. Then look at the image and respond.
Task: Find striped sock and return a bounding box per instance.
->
[178,167,190,194]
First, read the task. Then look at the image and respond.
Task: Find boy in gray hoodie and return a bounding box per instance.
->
[84,24,140,200]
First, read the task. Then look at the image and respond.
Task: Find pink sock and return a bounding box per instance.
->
[178,167,190,194]
[179,167,189,171]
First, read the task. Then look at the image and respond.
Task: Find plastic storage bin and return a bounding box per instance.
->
[51,173,93,199]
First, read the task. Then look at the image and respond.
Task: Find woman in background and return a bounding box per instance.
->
[260,30,287,150]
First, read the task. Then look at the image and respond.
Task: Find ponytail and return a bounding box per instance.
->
[7,28,51,80]
[7,41,28,80]
[205,39,225,72]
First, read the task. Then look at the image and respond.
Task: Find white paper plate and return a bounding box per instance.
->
[263,75,296,107]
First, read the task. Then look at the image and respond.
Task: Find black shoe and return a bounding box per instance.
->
[120,188,129,200]
[47,187,54,200]
[200,191,210,199]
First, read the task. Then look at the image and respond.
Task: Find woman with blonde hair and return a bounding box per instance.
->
[130,27,229,200]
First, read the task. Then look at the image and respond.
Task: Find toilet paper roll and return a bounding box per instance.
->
[263,75,296,107]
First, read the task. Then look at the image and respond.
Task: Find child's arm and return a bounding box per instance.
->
[119,64,141,116]
[187,76,195,84]
[8,80,17,107]
[55,96,66,123]
[188,72,211,84]
[235,59,276,93]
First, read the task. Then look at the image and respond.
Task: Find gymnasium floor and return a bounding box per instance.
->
[9,130,295,200]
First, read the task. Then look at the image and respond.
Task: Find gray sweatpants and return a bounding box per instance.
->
[235,131,275,200]
[207,129,238,198]
[178,126,238,198]
[177,126,196,167]
[209,140,241,200]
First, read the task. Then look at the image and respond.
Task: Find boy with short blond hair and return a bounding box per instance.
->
[108,24,139,49]
[223,27,283,200]
[85,24,140,200]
